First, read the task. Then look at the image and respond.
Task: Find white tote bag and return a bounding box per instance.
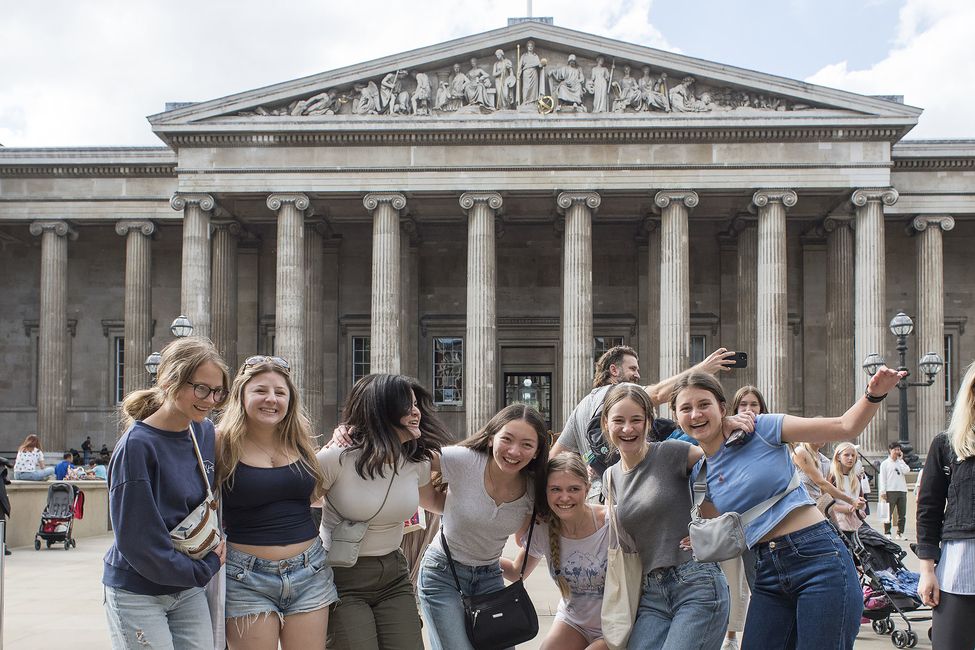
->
[600,470,644,650]
[876,501,891,524]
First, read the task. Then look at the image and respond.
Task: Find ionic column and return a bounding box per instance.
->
[211,220,242,369]
[115,220,155,395]
[461,192,503,435]
[824,214,856,417]
[304,219,328,435]
[912,215,954,453]
[267,193,309,389]
[171,193,214,339]
[364,193,406,374]
[752,190,797,412]
[655,190,697,415]
[734,215,758,388]
[29,220,77,451]
[558,191,600,425]
[853,188,899,453]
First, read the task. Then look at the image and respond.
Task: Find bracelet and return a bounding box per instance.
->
[864,386,887,403]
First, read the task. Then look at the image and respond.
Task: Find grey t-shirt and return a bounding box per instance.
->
[604,440,695,574]
[558,385,612,455]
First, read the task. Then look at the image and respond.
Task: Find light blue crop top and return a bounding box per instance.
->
[693,413,814,548]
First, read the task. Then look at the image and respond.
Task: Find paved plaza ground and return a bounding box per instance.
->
[1,507,931,649]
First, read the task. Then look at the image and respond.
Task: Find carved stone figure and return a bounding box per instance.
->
[518,40,542,104]
[353,81,381,115]
[411,71,432,115]
[549,54,587,111]
[466,58,493,108]
[588,56,611,113]
[380,70,410,115]
[669,76,707,112]
[612,65,640,112]
[434,80,451,111]
[289,90,337,116]
[493,49,515,109]
[449,63,470,104]
[639,67,669,112]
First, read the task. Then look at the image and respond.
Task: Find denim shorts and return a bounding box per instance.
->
[225,538,338,621]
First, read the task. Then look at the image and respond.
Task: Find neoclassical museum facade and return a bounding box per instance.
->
[1,22,973,458]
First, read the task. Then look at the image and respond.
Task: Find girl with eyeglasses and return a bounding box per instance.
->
[103,337,230,650]
[216,356,336,650]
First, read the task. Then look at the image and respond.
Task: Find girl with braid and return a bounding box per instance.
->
[505,453,609,650]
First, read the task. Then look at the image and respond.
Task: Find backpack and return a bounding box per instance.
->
[581,401,678,476]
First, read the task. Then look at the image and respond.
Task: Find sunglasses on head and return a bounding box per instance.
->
[242,355,291,373]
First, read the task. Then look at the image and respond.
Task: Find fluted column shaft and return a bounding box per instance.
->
[304,221,327,435]
[116,221,155,396]
[172,194,214,339]
[645,220,661,385]
[461,193,502,435]
[735,220,758,388]
[211,221,241,369]
[364,193,406,374]
[558,192,600,425]
[825,216,856,417]
[656,191,697,416]
[753,190,796,412]
[268,194,309,390]
[30,221,76,451]
[854,189,898,453]
[914,215,954,452]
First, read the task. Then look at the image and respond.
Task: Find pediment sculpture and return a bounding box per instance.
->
[238,41,817,118]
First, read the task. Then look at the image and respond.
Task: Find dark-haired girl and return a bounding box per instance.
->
[317,373,451,649]
[417,403,551,650]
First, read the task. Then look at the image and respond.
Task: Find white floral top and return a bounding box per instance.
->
[14,449,44,472]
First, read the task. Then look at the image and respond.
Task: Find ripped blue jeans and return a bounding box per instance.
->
[104,585,212,650]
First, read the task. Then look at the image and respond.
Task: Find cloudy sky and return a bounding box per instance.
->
[1,0,972,147]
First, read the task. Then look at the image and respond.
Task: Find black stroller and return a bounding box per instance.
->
[34,482,83,551]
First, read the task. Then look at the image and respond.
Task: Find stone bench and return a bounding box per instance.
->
[5,480,110,549]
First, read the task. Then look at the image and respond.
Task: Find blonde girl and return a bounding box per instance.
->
[829,442,866,534]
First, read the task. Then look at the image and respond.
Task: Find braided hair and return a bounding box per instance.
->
[537,453,591,599]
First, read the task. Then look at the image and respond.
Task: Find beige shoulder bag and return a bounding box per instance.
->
[169,422,221,560]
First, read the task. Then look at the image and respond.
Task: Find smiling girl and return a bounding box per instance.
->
[418,403,550,650]
[216,356,334,650]
[671,366,904,649]
[829,442,867,537]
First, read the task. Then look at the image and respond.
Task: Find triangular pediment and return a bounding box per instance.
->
[149,21,920,138]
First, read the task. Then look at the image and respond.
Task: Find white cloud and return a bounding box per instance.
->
[806,0,975,138]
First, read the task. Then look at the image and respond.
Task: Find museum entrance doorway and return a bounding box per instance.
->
[503,373,553,431]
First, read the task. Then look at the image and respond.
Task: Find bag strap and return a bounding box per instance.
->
[605,468,625,550]
[188,421,214,501]
[439,506,538,594]
[518,508,538,578]
[326,467,396,523]
[691,458,801,525]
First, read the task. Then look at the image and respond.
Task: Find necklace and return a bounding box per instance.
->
[248,438,281,467]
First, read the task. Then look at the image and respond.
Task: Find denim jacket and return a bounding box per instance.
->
[916,432,975,562]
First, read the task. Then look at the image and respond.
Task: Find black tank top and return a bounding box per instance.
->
[222,461,318,545]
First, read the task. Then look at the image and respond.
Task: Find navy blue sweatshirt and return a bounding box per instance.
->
[102,419,221,595]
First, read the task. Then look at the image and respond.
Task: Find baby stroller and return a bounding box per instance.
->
[826,504,930,648]
[34,482,84,551]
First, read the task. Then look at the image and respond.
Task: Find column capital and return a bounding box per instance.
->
[304,217,331,238]
[170,193,214,211]
[114,220,156,237]
[211,220,244,237]
[823,214,854,233]
[751,189,797,211]
[557,191,601,213]
[459,192,503,212]
[653,190,698,211]
[851,188,898,208]
[29,220,78,240]
[640,215,660,239]
[910,215,955,233]
[400,215,420,244]
[363,193,406,212]
[266,193,310,211]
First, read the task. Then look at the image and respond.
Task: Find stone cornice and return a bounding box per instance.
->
[29,220,78,240]
[851,188,898,207]
[459,192,503,212]
[751,189,798,210]
[557,191,601,213]
[114,220,157,237]
[170,193,215,211]
[266,193,310,211]
[362,193,407,212]
[910,215,955,233]
[892,157,975,171]
[654,190,699,211]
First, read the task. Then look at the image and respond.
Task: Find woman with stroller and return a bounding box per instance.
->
[216,356,336,650]
[103,337,230,650]
[13,434,55,480]
[672,365,903,649]
[917,360,975,649]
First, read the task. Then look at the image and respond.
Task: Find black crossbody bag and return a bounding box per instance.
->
[439,511,539,650]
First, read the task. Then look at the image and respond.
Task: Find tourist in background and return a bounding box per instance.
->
[878,441,911,539]
[13,434,54,481]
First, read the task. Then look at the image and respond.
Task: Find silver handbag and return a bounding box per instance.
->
[688,460,801,563]
[169,422,221,560]
[325,473,395,568]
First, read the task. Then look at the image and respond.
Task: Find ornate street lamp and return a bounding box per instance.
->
[862,311,944,468]
[144,351,162,382]
[170,315,194,338]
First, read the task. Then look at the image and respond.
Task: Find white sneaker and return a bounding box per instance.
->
[885,534,893,540]
[722,638,740,650]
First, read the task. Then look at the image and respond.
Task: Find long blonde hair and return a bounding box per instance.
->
[830,442,860,495]
[119,337,230,427]
[947,361,975,460]
[215,360,325,498]
[18,434,41,453]
[536,454,590,599]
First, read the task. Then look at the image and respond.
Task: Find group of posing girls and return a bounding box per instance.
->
[104,332,957,650]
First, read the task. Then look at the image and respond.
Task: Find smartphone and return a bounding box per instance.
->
[728,351,748,369]
[724,428,752,448]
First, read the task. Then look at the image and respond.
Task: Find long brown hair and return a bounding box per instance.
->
[215,360,325,498]
[669,372,728,413]
[458,403,550,480]
[592,345,638,388]
[18,434,41,453]
[536,453,590,599]
[119,337,230,427]
[731,385,768,415]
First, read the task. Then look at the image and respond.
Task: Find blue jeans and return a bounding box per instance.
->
[417,546,505,650]
[104,585,213,650]
[630,560,730,650]
[743,520,861,649]
[14,468,54,480]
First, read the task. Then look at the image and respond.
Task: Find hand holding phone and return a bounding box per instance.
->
[728,352,748,369]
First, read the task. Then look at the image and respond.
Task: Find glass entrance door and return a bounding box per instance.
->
[503,373,553,431]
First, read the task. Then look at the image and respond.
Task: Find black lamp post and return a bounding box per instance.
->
[144,316,194,383]
[862,311,943,469]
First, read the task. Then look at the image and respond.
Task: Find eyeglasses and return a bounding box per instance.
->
[243,356,291,373]
[185,382,229,403]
